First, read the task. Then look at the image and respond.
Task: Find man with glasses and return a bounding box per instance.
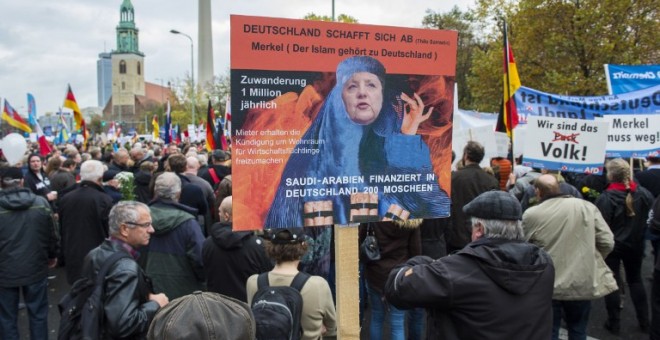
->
[81,201,168,339]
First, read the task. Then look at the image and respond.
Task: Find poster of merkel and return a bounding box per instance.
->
[230,15,457,231]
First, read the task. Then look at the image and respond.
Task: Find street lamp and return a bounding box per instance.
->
[170,29,195,126]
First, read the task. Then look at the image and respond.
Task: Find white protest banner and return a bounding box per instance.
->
[522,116,609,174]
[187,124,197,142]
[596,114,660,158]
[453,125,499,168]
[494,132,509,158]
[512,125,527,158]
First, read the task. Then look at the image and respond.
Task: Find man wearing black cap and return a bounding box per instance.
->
[0,167,59,339]
[385,190,555,339]
[102,170,122,204]
[199,149,231,189]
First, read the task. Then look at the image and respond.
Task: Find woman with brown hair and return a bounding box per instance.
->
[246,228,336,340]
[596,158,654,335]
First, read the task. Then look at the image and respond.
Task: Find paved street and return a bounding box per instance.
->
[17,244,656,339]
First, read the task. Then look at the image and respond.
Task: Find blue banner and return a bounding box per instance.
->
[513,85,660,125]
[605,64,660,95]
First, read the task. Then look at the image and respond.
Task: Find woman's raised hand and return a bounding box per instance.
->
[400,92,433,135]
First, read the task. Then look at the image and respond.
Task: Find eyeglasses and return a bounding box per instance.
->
[125,221,153,228]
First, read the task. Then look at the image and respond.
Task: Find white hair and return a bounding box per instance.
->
[108,201,149,236]
[196,154,208,167]
[154,172,181,200]
[471,217,524,240]
[80,160,104,182]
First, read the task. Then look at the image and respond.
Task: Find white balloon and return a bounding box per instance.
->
[2,133,28,165]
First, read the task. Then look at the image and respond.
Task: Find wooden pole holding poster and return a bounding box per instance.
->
[334,225,360,339]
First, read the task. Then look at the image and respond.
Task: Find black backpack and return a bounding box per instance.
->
[251,272,310,340]
[58,251,130,340]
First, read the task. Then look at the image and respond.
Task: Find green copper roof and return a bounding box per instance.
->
[120,0,134,11]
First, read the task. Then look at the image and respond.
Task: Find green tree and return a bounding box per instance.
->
[303,13,358,23]
[88,114,103,134]
[463,0,659,112]
[422,6,482,109]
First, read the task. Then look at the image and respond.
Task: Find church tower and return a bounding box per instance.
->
[111,0,145,122]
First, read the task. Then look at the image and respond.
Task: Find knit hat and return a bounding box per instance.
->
[463,190,522,221]
[0,167,24,180]
[102,170,120,182]
[147,291,255,340]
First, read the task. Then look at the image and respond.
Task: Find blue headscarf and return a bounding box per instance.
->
[265,56,448,227]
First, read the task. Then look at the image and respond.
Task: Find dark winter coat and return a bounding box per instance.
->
[143,199,206,299]
[82,240,159,339]
[359,220,421,295]
[202,222,273,302]
[198,164,231,188]
[176,174,208,227]
[448,164,499,251]
[636,168,660,197]
[419,218,449,259]
[23,168,52,198]
[133,170,152,204]
[103,185,122,204]
[58,180,113,284]
[385,237,555,340]
[596,183,654,252]
[0,187,58,287]
[48,169,76,194]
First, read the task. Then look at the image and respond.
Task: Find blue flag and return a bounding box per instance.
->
[27,93,37,126]
[164,100,172,144]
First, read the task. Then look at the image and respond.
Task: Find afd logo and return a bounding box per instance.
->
[612,71,660,79]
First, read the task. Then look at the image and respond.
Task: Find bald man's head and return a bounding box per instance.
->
[219,196,232,223]
[186,156,200,173]
[534,174,561,199]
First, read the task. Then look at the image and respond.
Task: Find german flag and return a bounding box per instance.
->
[205,100,217,151]
[2,99,32,133]
[63,85,88,146]
[496,21,521,138]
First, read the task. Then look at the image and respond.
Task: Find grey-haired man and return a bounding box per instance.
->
[385,190,555,339]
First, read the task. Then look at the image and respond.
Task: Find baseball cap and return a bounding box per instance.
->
[266,228,306,244]
[212,149,230,162]
[463,190,522,221]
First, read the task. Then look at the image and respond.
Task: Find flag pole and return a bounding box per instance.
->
[503,20,515,171]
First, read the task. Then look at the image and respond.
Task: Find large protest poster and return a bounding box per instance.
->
[522,116,609,174]
[596,114,660,158]
[230,15,457,231]
[605,64,660,95]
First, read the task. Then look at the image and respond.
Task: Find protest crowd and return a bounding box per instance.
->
[0,134,657,340]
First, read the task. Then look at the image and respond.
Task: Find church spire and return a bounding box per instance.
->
[115,0,142,55]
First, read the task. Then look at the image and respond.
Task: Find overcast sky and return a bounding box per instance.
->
[0,0,473,115]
